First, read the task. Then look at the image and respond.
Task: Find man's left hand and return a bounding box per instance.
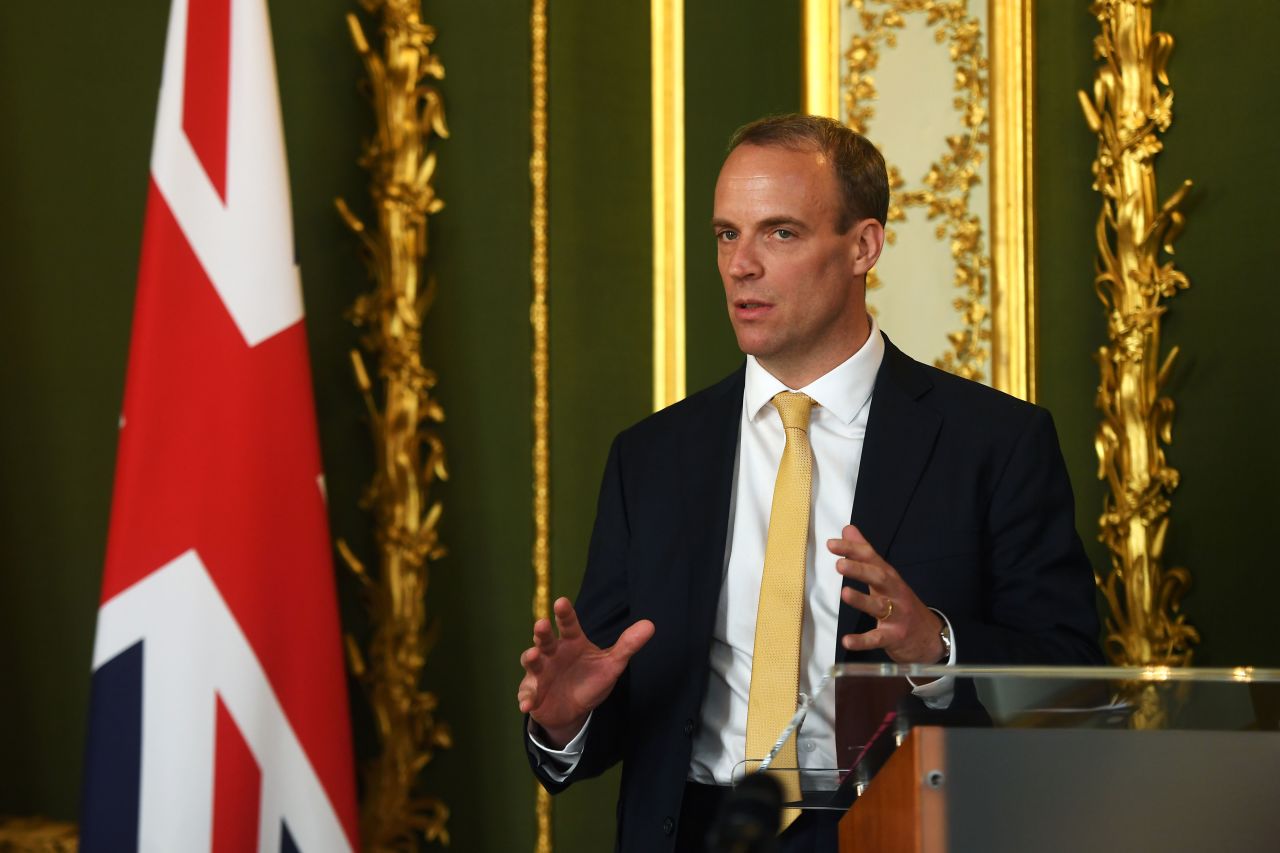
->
[828,524,945,664]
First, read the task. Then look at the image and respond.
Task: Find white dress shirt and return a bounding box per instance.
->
[687,321,882,786]
[532,320,955,783]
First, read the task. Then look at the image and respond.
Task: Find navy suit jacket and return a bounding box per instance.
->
[526,336,1102,852]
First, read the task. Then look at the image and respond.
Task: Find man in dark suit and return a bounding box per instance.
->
[516,115,1101,852]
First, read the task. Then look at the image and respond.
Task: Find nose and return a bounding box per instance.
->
[726,239,762,280]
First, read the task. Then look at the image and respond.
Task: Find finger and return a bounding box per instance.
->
[825,536,864,559]
[842,524,869,545]
[532,618,555,650]
[826,524,879,560]
[519,646,545,674]
[841,628,888,652]
[826,537,882,564]
[517,676,539,712]
[835,557,889,588]
[839,586,891,618]
[608,619,656,664]
[552,596,584,641]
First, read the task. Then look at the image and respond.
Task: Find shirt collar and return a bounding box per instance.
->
[744,315,884,426]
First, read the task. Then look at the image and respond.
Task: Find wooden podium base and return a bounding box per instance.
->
[838,726,945,853]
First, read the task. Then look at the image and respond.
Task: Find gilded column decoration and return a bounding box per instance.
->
[651,0,686,410]
[804,0,840,117]
[988,0,1036,400]
[1079,0,1198,670]
[334,0,452,847]
[531,2,554,851]
[841,0,993,383]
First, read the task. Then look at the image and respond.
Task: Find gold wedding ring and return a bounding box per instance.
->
[879,598,894,621]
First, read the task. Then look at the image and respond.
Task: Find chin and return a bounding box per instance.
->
[730,333,764,358]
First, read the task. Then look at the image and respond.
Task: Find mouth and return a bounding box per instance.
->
[733,298,773,319]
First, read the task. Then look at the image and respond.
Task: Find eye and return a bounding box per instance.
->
[716,229,739,242]
[774,228,796,240]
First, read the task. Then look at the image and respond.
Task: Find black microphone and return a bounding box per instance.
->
[706,772,783,853]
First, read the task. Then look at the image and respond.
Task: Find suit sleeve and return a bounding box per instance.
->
[526,433,637,792]
[951,407,1104,665]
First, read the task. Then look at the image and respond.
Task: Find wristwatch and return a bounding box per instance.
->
[937,619,952,663]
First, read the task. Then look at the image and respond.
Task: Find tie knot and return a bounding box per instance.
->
[772,391,815,432]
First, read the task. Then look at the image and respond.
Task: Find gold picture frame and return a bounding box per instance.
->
[804,0,1036,401]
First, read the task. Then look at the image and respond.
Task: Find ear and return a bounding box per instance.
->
[849,219,885,276]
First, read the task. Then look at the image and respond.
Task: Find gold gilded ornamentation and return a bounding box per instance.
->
[987,1,1035,400]
[652,0,686,410]
[806,0,1034,398]
[803,0,841,118]
[0,818,77,853]
[842,0,992,382]
[334,1,452,847]
[1079,0,1197,671]
[530,0,554,850]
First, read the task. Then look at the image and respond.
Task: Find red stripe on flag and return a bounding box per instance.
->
[89,0,359,846]
[102,181,359,847]
[183,0,232,201]
[212,696,262,853]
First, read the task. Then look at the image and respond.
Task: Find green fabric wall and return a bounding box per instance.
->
[1154,0,1280,667]
[0,0,168,820]
[1,1,1277,850]
[544,3,651,847]
[684,2,802,388]
[1034,0,1280,668]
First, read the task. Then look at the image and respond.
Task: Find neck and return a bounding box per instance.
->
[759,317,872,389]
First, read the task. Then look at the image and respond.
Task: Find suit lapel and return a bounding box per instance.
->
[681,365,744,666]
[837,337,942,648]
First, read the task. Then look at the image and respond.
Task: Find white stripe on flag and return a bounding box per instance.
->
[151,0,303,348]
[93,550,351,852]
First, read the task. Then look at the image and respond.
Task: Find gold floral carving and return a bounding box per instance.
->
[334,0,452,846]
[1079,0,1197,670]
[843,0,992,382]
[530,0,554,850]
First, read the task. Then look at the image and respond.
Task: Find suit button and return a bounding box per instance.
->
[682,718,694,737]
[663,817,675,836]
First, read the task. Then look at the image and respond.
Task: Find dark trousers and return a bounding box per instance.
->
[675,782,841,853]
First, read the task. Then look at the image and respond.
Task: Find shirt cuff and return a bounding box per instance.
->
[527,712,592,783]
[907,609,957,710]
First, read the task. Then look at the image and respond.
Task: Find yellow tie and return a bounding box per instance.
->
[745,391,816,828]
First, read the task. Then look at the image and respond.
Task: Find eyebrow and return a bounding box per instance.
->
[710,215,807,230]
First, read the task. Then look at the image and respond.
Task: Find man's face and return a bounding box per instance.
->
[712,143,879,387]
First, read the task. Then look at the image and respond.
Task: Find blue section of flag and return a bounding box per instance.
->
[80,640,145,852]
[281,819,300,853]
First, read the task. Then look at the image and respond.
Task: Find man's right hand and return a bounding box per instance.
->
[517,596,655,749]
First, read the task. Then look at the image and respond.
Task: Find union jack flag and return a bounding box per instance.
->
[80,1,358,849]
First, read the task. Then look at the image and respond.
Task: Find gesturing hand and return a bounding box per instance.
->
[517,596,655,748]
[829,524,945,664]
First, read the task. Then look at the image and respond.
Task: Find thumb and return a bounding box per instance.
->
[609,619,656,664]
